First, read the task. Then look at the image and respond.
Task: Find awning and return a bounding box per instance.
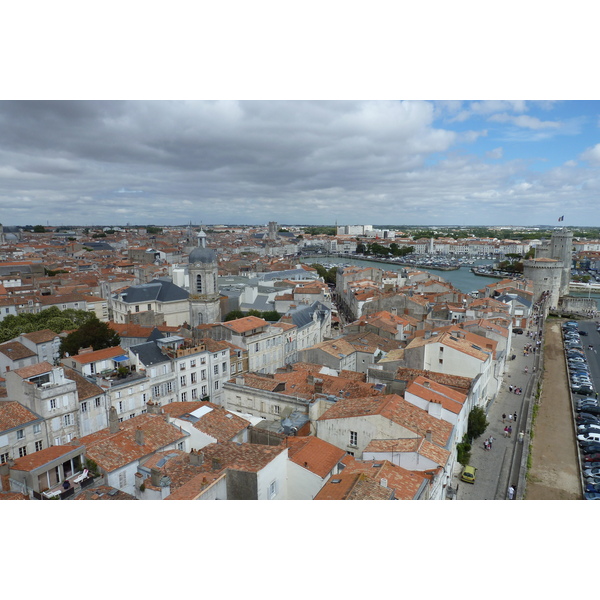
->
[113,355,129,362]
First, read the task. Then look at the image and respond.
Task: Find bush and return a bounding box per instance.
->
[467,406,489,442]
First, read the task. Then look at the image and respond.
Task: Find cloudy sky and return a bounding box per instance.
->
[1,100,599,228]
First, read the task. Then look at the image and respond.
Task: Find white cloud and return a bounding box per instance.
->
[579,143,600,165]
[488,113,561,129]
[486,147,503,159]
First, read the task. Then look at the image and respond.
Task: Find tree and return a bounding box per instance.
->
[33,225,46,233]
[467,406,489,442]
[261,310,281,321]
[224,310,244,321]
[59,317,121,357]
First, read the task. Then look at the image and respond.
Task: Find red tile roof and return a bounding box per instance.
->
[285,436,346,478]
[0,401,40,432]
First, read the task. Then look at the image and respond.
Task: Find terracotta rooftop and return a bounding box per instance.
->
[223,315,269,334]
[78,413,187,473]
[70,346,127,365]
[21,329,59,344]
[285,436,346,478]
[62,367,105,402]
[11,445,85,472]
[13,361,54,379]
[0,401,41,433]
[0,341,37,361]
[318,394,453,448]
[338,457,428,500]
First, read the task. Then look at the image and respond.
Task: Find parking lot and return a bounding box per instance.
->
[526,318,598,500]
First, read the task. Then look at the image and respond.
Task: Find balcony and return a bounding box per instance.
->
[36,469,97,500]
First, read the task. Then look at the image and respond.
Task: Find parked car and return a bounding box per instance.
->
[580,330,589,336]
[577,406,600,415]
[578,425,600,434]
[583,462,600,470]
[577,417,600,427]
[584,492,600,500]
[581,444,600,455]
[512,328,523,334]
[573,384,595,395]
[585,483,600,493]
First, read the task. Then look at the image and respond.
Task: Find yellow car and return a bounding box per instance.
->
[461,465,477,483]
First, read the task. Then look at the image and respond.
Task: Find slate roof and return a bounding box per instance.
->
[119,279,189,304]
[130,341,171,366]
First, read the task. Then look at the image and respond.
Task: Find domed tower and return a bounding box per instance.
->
[188,229,221,326]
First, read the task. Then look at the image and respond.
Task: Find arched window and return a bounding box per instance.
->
[196,274,202,294]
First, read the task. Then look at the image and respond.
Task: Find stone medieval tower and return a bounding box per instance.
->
[188,230,221,326]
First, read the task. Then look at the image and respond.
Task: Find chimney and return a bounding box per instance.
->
[423,380,430,388]
[314,378,323,394]
[425,430,432,442]
[380,478,388,488]
[212,458,222,470]
[150,467,162,487]
[146,400,162,415]
[135,427,144,446]
[108,406,119,434]
[189,449,205,466]
[0,462,10,492]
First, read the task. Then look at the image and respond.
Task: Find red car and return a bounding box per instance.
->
[584,453,600,462]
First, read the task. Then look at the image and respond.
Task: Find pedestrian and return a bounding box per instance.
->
[518,431,524,443]
[502,413,506,423]
[509,385,513,393]
[508,425,512,437]
[524,366,528,374]
[489,436,494,449]
[508,485,515,500]
[513,412,517,422]
[484,439,488,450]
[508,413,513,422]
[504,426,509,438]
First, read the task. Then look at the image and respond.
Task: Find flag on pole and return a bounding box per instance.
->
[558,215,564,222]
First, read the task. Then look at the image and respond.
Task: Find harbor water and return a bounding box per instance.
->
[299,256,500,294]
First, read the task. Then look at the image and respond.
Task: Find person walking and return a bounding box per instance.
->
[513,412,517,422]
[502,413,506,423]
[488,436,494,449]
[508,485,515,500]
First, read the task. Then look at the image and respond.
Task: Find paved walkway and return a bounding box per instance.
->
[456,325,541,500]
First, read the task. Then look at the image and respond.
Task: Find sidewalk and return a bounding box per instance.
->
[456,324,541,500]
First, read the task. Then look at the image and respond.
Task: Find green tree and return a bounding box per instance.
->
[261,310,281,321]
[33,225,46,233]
[59,317,120,357]
[224,310,244,321]
[467,406,489,442]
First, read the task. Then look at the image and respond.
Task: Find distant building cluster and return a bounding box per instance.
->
[0,221,591,500]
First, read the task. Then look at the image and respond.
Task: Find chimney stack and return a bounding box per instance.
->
[135,427,144,446]
[189,449,205,466]
[150,467,162,487]
[425,430,432,442]
[146,400,162,415]
[314,378,324,394]
[108,406,119,434]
